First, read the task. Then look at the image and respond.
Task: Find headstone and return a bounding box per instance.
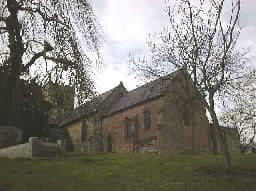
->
[0,126,23,148]
[29,137,40,143]
[57,139,66,152]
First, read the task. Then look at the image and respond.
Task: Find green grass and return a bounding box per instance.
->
[0,152,255,191]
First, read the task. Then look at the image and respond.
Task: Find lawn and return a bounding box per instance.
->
[0,152,255,191]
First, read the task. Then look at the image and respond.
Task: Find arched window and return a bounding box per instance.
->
[124,117,132,138]
[81,120,87,142]
[107,135,112,152]
[144,110,151,130]
[183,108,191,127]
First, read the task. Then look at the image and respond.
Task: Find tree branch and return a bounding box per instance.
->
[0,16,7,22]
[44,56,76,68]
[23,41,54,72]
[19,7,70,28]
[22,51,46,73]
[0,26,7,34]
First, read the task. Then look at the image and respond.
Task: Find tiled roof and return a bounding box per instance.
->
[58,70,182,126]
[58,85,118,127]
[106,71,179,115]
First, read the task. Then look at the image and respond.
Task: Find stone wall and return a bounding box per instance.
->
[60,71,210,154]
[159,71,209,153]
[64,117,103,152]
[208,127,240,153]
[83,117,102,152]
[66,121,82,152]
[61,83,127,153]
[102,98,162,152]
[102,72,210,153]
[136,136,159,153]
[0,137,63,159]
[226,129,240,152]
[0,142,31,158]
[31,138,60,158]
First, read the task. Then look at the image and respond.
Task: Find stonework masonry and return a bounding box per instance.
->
[159,72,209,153]
[0,137,63,158]
[57,70,239,153]
[102,71,209,153]
[102,98,162,152]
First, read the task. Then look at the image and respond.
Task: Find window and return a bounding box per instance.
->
[124,117,139,138]
[144,110,151,130]
[124,117,131,138]
[183,109,191,127]
[133,115,139,138]
[107,135,112,152]
[81,120,87,142]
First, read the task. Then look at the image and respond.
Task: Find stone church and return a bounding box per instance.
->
[57,69,210,153]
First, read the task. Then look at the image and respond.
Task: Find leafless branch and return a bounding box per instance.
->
[44,56,76,68]
[0,26,7,34]
[19,7,70,28]
[0,16,7,22]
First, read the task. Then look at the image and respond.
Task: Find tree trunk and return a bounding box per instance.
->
[209,123,218,154]
[0,72,16,126]
[209,95,231,174]
[218,127,231,174]
[200,92,218,154]
[1,0,25,125]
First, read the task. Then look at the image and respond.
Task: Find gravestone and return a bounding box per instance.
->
[0,126,23,148]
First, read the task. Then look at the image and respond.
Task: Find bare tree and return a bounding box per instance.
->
[221,71,256,153]
[131,0,244,172]
[0,0,100,125]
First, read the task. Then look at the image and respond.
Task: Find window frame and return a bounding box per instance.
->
[183,108,191,127]
[81,120,87,142]
[124,117,131,138]
[144,110,151,130]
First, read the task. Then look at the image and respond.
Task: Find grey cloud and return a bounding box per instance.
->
[240,1,256,27]
[91,0,256,92]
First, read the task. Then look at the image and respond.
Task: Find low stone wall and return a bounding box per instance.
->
[0,137,65,159]
[31,138,59,158]
[137,136,158,153]
[0,142,31,158]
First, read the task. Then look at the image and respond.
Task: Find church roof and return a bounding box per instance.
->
[58,69,183,127]
[58,84,122,127]
[105,71,179,116]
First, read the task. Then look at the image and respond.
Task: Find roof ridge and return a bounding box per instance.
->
[98,81,126,98]
[126,70,179,94]
[106,70,181,116]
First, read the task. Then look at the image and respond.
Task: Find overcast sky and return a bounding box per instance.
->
[89,0,256,93]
